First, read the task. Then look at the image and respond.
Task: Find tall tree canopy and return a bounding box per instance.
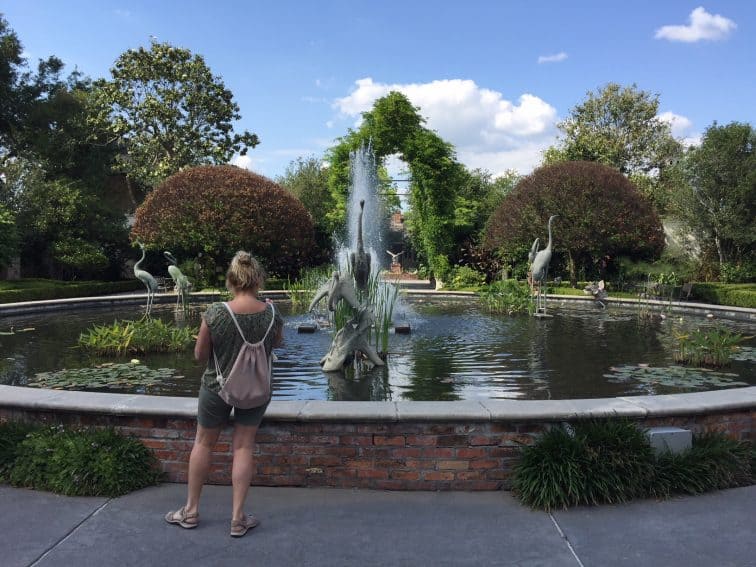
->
[485,161,664,285]
[0,15,127,278]
[672,122,755,278]
[544,83,682,212]
[327,92,467,279]
[90,41,259,189]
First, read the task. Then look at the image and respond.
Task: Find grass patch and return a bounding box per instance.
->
[0,279,142,303]
[0,422,163,496]
[513,420,754,510]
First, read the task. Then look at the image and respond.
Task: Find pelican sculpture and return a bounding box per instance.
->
[134,242,158,316]
[529,215,558,314]
[308,272,361,313]
[164,251,191,311]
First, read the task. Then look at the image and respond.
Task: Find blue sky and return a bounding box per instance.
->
[3,1,754,180]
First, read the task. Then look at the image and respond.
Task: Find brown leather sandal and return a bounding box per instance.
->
[165,506,199,529]
[230,515,259,537]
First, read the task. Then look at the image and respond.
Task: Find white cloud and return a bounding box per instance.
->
[229,154,256,170]
[333,78,558,175]
[537,52,568,64]
[655,7,736,42]
[113,9,132,19]
[657,111,693,137]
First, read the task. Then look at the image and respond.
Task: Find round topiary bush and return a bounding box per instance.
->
[484,161,664,285]
[131,165,317,279]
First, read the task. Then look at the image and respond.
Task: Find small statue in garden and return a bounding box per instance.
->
[584,280,608,308]
[529,215,558,315]
[164,251,192,312]
[133,242,158,316]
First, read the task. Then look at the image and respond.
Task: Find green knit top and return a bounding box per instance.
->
[201,302,284,392]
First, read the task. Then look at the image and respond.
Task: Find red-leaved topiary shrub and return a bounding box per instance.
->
[131,165,317,278]
[484,161,664,285]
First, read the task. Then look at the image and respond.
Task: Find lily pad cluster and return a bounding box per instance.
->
[605,364,748,390]
[28,363,181,391]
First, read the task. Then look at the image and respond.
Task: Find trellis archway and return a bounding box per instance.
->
[326,92,467,278]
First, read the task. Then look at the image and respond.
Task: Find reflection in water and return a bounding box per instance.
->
[1,299,753,401]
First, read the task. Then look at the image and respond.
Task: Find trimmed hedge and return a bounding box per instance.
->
[0,280,142,304]
[692,283,756,309]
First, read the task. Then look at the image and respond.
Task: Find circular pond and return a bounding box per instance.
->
[1,297,754,401]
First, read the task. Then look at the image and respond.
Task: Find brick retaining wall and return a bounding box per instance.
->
[1,390,753,490]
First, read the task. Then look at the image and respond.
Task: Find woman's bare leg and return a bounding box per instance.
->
[231,424,258,522]
[184,424,222,515]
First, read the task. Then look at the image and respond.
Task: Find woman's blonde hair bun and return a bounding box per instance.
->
[226,251,266,292]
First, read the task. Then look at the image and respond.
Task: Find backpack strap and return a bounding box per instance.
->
[221,301,277,345]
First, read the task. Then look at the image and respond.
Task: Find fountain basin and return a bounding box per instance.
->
[2,292,754,401]
[1,292,754,490]
[1,383,753,490]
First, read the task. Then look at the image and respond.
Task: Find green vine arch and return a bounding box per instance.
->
[326,92,467,279]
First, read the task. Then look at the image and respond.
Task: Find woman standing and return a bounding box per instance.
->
[166,251,284,537]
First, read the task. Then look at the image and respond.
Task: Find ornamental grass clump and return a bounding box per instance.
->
[652,433,753,497]
[78,318,197,355]
[0,421,37,481]
[673,327,752,367]
[3,423,163,496]
[512,420,654,510]
[512,421,753,511]
[479,280,533,315]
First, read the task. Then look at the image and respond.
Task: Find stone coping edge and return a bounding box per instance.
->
[2,384,754,422]
[2,290,753,321]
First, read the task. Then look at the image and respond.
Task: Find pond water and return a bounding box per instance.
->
[1,298,754,401]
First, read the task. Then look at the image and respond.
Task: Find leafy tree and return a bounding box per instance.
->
[2,157,127,278]
[672,122,755,278]
[0,15,68,156]
[544,83,682,212]
[131,165,317,278]
[90,41,259,189]
[0,202,18,269]
[485,161,664,286]
[276,155,335,253]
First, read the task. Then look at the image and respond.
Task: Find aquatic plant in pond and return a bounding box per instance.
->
[673,327,753,367]
[284,264,334,313]
[78,318,197,355]
[479,280,533,315]
[28,363,182,390]
[605,364,748,391]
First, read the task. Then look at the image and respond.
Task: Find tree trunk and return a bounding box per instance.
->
[567,251,577,288]
[714,234,725,270]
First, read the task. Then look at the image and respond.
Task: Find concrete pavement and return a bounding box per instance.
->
[1,483,754,567]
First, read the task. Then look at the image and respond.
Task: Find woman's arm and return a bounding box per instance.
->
[194,319,212,362]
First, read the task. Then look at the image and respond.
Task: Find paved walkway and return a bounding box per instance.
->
[1,483,753,567]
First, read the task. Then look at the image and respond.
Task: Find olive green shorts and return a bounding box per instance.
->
[197,384,269,428]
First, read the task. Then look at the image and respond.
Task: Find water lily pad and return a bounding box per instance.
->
[605,364,748,390]
[730,346,756,363]
[28,363,181,391]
